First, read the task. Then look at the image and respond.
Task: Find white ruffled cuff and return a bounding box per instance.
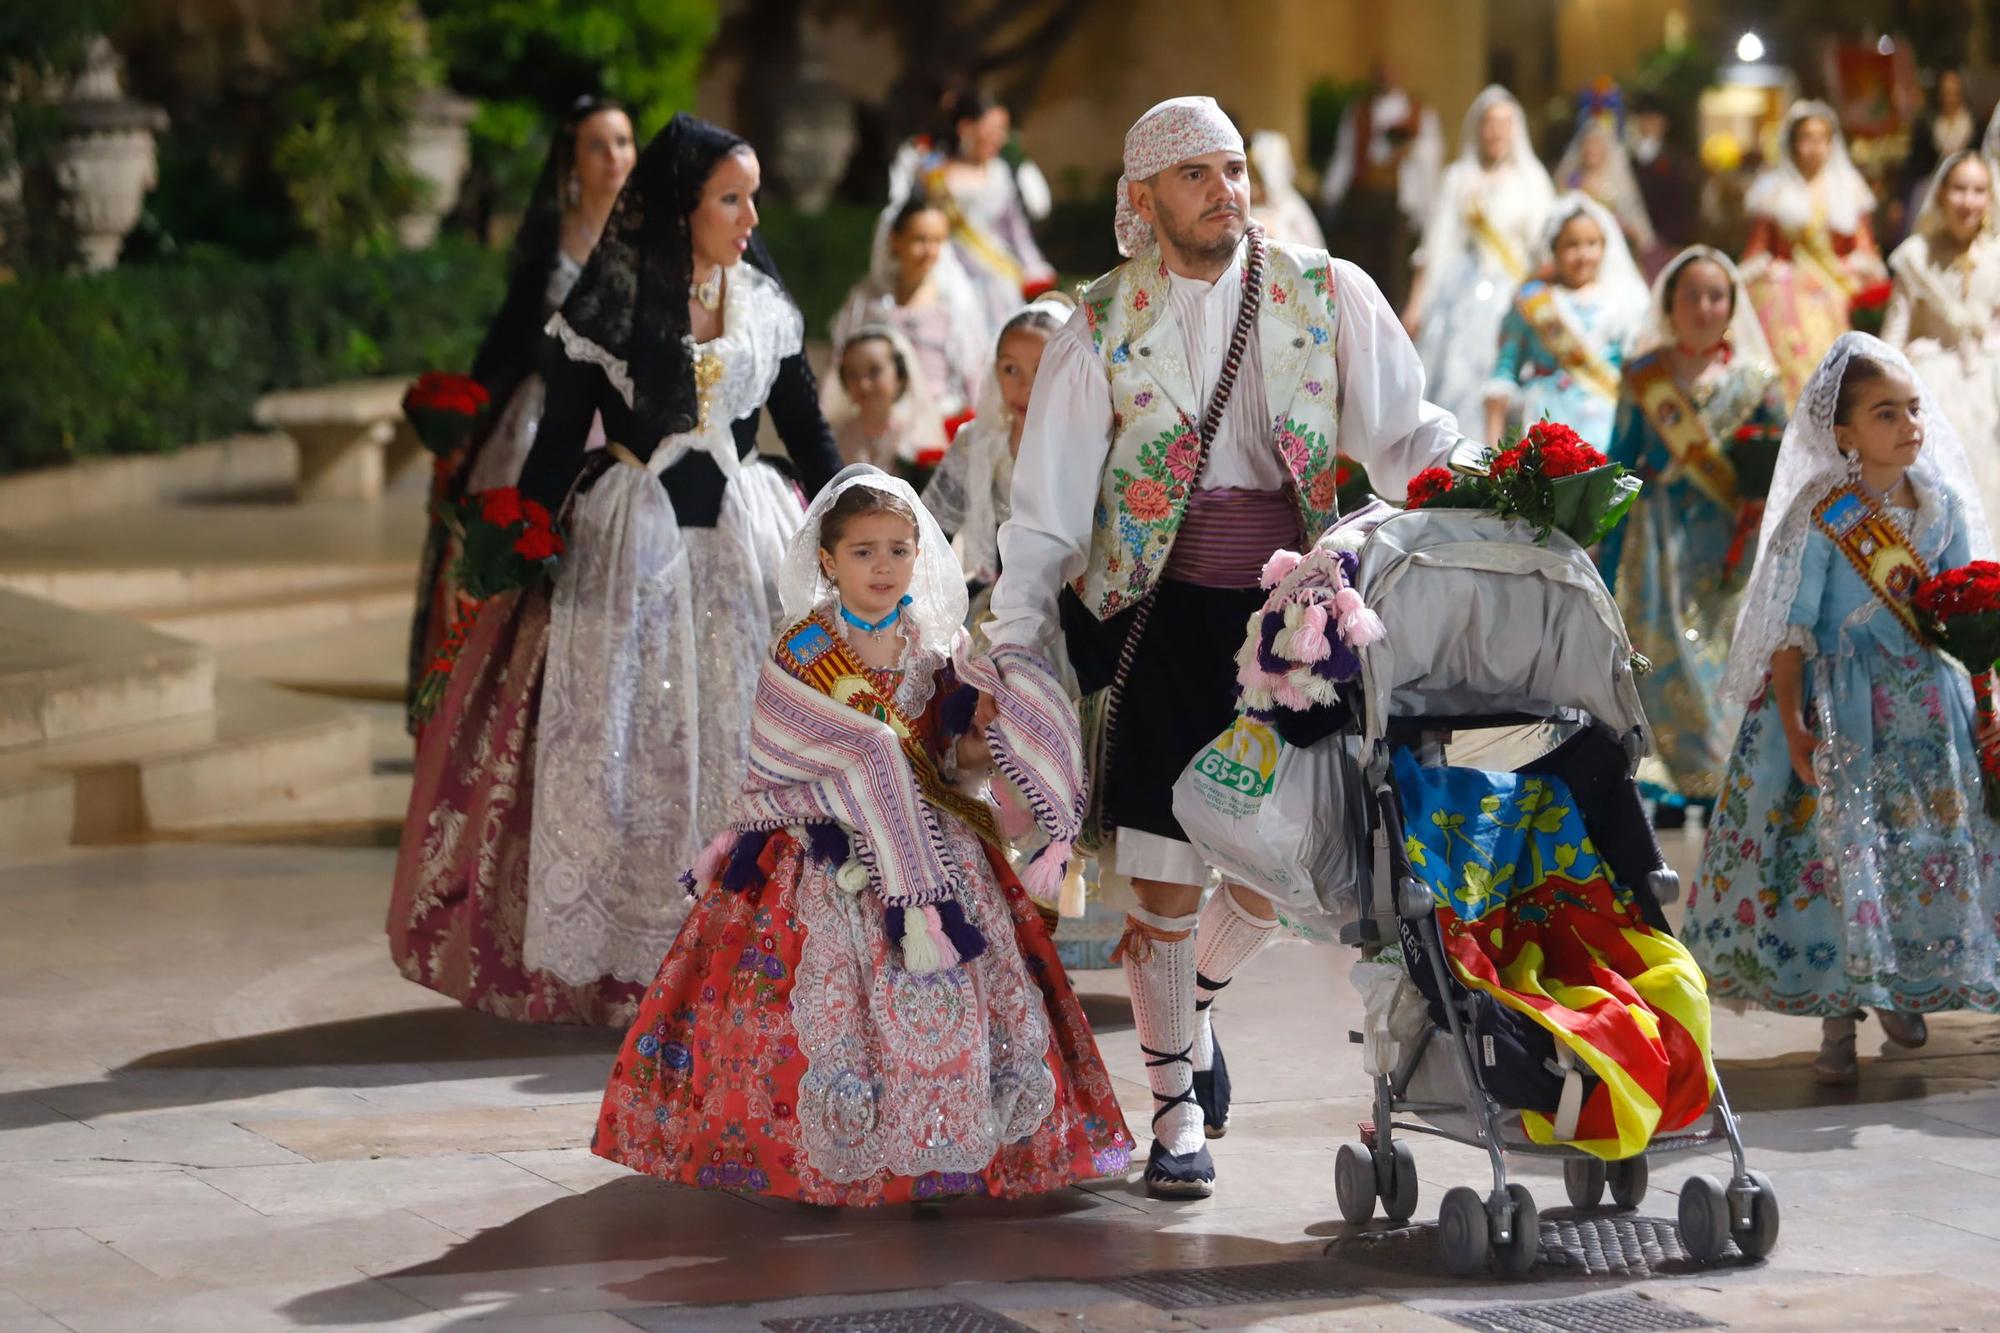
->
[1482,377,1520,407]
[1777,624,1818,658]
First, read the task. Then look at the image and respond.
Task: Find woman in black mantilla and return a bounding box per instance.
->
[388,113,841,1024]
[407,96,635,725]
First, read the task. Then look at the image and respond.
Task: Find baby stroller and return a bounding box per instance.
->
[1327,508,1779,1277]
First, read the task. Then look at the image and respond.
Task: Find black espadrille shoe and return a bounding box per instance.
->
[1141,1041,1215,1200]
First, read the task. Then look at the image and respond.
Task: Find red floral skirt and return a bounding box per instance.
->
[388,584,644,1026]
[593,823,1133,1204]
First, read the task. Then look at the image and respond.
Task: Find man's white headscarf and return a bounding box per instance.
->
[1115,96,1244,258]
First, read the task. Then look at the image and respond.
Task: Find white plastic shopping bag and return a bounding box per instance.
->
[1171,713,1365,917]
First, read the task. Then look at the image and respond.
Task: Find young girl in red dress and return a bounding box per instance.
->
[593,464,1132,1205]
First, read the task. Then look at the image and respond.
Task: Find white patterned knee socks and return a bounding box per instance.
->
[1193,887,1280,1071]
[1119,906,1203,1156]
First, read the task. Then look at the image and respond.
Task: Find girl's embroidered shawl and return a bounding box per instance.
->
[694,615,1087,974]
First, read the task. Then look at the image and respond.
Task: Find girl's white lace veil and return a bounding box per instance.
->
[1723,332,1994,703]
[778,464,969,665]
[1534,191,1649,321]
[1633,245,1775,364]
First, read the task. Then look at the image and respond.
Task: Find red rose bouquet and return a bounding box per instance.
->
[1847,280,1895,336]
[1333,454,1375,512]
[408,487,564,724]
[1404,420,1641,546]
[1914,561,2000,817]
[402,371,491,459]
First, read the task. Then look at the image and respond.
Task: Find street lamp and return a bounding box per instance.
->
[1736,31,1766,64]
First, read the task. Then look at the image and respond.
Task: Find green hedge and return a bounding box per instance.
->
[0,239,506,474]
[0,202,907,475]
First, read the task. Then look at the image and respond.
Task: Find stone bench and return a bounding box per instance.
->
[252,375,422,501]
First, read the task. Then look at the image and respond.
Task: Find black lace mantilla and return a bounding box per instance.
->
[553,111,790,445]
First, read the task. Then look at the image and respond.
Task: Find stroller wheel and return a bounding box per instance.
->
[1677,1173,1731,1262]
[1334,1142,1377,1224]
[1562,1157,1607,1209]
[1438,1186,1489,1276]
[1609,1154,1649,1209]
[1732,1169,1781,1260]
[1492,1184,1540,1276]
[1383,1140,1420,1224]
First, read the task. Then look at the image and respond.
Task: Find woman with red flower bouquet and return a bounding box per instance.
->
[406,97,635,729]
[1688,334,2000,1086]
[389,114,842,1025]
[1598,246,1788,815]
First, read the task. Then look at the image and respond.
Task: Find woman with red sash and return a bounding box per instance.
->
[1740,101,1885,408]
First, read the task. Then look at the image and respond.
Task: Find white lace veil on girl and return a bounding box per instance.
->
[1910,148,1998,241]
[1722,332,1995,704]
[924,292,1075,585]
[1633,245,1776,363]
[819,323,948,465]
[1417,86,1554,273]
[778,463,969,668]
[1554,116,1656,251]
[1745,99,1876,235]
[1535,191,1649,320]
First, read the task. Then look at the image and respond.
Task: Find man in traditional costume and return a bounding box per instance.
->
[1319,73,1443,308]
[989,96,1468,1198]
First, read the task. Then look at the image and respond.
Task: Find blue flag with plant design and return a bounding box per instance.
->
[1392,748,1614,922]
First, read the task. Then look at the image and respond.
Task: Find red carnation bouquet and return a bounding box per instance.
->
[1404,420,1641,546]
[1333,453,1375,512]
[1848,280,1896,337]
[409,487,564,724]
[402,371,492,459]
[1913,561,2000,817]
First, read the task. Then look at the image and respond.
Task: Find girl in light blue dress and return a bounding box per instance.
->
[1598,246,1787,810]
[1688,333,2000,1085]
[1484,193,1648,451]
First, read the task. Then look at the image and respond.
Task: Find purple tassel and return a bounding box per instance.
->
[937,683,980,738]
[804,822,849,865]
[1315,639,1362,682]
[1337,548,1360,581]
[721,829,771,893]
[934,897,988,963]
[1256,611,1290,674]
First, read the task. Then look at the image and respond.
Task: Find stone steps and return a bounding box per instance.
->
[0,676,373,861]
[139,574,415,651]
[0,589,215,749]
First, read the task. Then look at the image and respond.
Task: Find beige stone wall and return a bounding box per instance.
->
[1018,0,1490,190]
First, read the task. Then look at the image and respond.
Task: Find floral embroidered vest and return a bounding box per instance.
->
[1072,238,1342,620]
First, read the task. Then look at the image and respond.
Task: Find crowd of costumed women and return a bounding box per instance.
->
[385,72,2000,1214]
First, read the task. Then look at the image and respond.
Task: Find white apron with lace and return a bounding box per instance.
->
[525,263,807,985]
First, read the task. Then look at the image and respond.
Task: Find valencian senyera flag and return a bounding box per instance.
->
[1394,749,1714,1160]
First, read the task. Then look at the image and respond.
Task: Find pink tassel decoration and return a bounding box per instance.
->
[924,907,960,968]
[1273,682,1313,712]
[1022,838,1073,906]
[1260,549,1302,590]
[1333,586,1387,647]
[690,829,736,885]
[1290,601,1332,663]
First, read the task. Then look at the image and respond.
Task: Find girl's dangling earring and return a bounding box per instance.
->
[1843,448,1864,483]
[566,173,582,209]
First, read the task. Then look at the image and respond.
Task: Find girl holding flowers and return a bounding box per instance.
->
[1687,333,2000,1084]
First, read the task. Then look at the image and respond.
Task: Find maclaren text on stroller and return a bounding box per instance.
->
[1237,506,1778,1278]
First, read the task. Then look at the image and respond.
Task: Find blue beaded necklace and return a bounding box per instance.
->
[839,595,911,639]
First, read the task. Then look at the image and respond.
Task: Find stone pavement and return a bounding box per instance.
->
[6,832,2000,1331]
